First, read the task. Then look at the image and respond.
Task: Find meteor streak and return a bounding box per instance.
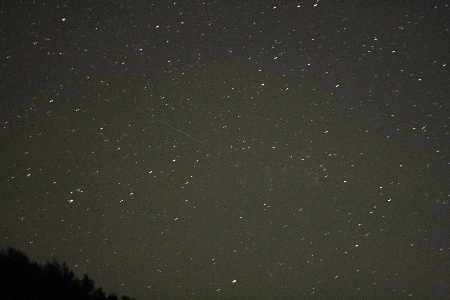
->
[139,108,206,145]
[153,117,206,145]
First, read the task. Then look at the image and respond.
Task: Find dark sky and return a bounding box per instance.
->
[1,1,449,299]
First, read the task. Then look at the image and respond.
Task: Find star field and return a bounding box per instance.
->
[1,1,449,299]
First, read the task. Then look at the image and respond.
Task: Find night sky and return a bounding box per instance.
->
[1,1,449,299]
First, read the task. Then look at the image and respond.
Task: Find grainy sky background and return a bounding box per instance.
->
[1,1,449,299]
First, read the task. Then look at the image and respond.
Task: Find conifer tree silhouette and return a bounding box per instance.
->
[0,247,136,300]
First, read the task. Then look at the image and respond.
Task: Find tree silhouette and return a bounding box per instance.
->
[0,247,136,300]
